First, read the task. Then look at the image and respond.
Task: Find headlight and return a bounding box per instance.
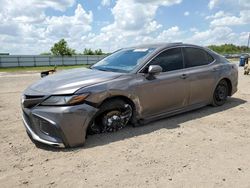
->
[41,93,89,106]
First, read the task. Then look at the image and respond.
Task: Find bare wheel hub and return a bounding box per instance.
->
[102,104,132,133]
[103,111,122,132]
[88,104,132,134]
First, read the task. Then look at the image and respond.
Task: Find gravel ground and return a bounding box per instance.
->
[0,67,250,188]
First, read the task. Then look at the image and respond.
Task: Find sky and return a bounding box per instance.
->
[0,0,249,54]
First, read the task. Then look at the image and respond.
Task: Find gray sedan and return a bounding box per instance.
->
[21,43,238,148]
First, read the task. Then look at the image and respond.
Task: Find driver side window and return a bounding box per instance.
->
[147,48,184,72]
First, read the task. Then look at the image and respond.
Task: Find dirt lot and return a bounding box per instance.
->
[0,67,250,188]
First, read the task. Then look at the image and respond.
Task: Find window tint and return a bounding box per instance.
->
[207,53,214,63]
[149,48,184,72]
[183,47,214,68]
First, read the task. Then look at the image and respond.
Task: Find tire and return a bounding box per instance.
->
[87,99,133,135]
[212,80,229,107]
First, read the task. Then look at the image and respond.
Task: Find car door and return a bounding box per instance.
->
[135,47,189,117]
[182,47,217,106]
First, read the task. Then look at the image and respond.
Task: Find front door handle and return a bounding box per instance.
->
[180,74,188,79]
[212,68,219,72]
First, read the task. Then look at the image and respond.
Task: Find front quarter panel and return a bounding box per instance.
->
[75,74,144,118]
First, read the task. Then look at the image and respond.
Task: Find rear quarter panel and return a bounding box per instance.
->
[213,61,238,97]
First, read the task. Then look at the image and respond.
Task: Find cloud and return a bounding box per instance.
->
[85,0,182,52]
[132,26,183,44]
[206,0,250,27]
[194,0,250,46]
[206,11,228,20]
[0,0,249,54]
[187,27,248,46]
[101,0,111,6]
[45,4,93,39]
[134,0,182,6]
[208,0,219,10]
[208,10,250,27]
[99,0,181,40]
[239,0,250,9]
[0,1,93,54]
[157,26,183,42]
[188,27,233,44]
[0,0,75,21]
[184,11,190,16]
[103,0,181,32]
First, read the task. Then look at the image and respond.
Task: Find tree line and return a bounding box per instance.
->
[41,39,106,56]
[42,39,250,56]
[207,44,250,54]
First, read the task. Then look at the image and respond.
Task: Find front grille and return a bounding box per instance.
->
[22,95,45,108]
[25,95,44,99]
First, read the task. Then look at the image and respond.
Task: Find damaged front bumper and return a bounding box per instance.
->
[22,103,98,148]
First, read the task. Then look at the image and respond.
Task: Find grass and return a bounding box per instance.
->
[0,65,90,72]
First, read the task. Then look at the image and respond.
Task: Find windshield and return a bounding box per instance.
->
[91,48,155,73]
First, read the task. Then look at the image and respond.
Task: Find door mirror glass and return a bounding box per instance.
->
[148,65,162,75]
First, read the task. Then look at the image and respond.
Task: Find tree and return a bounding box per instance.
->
[83,48,94,55]
[208,44,250,54]
[83,48,104,55]
[94,49,103,55]
[50,39,76,56]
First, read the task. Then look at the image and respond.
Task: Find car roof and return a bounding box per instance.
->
[128,43,204,50]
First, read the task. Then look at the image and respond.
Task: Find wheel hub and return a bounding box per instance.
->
[216,85,227,101]
[102,104,132,133]
[107,114,122,126]
[103,111,124,132]
[88,103,132,134]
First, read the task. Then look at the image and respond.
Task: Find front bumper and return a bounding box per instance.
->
[22,103,98,148]
[22,114,65,148]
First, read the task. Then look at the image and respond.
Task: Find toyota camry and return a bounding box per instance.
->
[21,43,238,148]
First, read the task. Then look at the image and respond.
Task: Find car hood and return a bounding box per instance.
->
[24,68,122,95]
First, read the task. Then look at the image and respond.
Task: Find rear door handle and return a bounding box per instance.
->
[180,74,188,79]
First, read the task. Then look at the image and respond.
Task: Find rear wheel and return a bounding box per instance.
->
[88,99,133,134]
[212,80,229,106]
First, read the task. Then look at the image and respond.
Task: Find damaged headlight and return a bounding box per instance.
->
[41,93,89,106]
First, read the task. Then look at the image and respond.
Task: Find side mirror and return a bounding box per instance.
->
[148,65,162,75]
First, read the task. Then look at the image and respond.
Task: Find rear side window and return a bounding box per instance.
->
[149,48,184,72]
[183,47,214,68]
[207,53,214,63]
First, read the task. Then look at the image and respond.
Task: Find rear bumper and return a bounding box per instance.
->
[231,66,238,96]
[22,103,98,148]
